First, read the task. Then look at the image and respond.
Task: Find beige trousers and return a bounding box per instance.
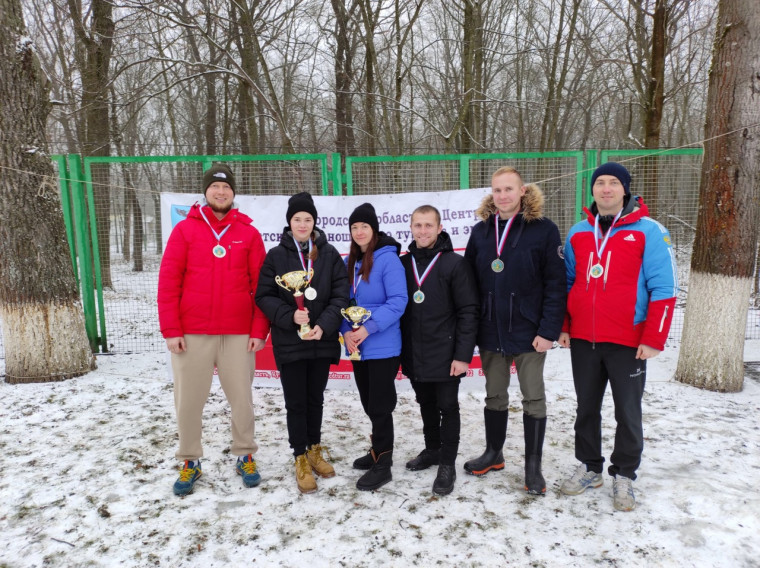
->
[172,334,257,460]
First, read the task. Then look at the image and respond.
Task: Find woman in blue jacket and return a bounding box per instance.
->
[342,202,408,491]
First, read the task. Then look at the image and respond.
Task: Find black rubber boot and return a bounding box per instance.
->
[353,436,374,470]
[406,448,440,471]
[463,408,508,476]
[356,450,393,491]
[523,414,547,495]
[432,464,456,495]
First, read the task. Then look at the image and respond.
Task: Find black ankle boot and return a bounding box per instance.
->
[432,464,456,495]
[523,415,547,495]
[353,451,374,470]
[406,448,440,471]
[356,450,393,491]
[353,435,374,470]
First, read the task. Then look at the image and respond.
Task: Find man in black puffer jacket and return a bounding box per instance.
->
[400,205,479,496]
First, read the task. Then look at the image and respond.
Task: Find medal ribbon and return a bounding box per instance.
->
[412,253,442,291]
[494,214,515,258]
[593,210,622,260]
[353,264,362,297]
[198,205,231,245]
[292,236,313,275]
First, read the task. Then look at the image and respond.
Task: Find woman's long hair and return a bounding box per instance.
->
[347,231,378,284]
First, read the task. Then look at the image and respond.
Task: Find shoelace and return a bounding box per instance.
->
[296,455,312,478]
[178,464,198,482]
[240,459,257,475]
[309,444,331,463]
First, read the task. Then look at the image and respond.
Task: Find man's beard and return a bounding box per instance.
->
[208,201,233,215]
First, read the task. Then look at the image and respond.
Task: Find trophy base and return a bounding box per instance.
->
[348,350,361,361]
[298,324,312,339]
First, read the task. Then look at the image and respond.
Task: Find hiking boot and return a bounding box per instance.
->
[173,460,202,496]
[560,463,603,495]
[406,448,440,471]
[613,476,636,511]
[356,450,392,491]
[236,454,262,488]
[295,454,317,494]
[432,464,456,496]
[307,444,335,478]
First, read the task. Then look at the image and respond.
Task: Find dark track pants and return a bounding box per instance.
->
[570,340,646,480]
[353,357,400,453]
[279,358,332,456]
[410,379,461,465]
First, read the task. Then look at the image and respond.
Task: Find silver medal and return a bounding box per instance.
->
[213,244,226,258]
[304,286,317,301]
[413,290,425,304]
[491,259,504,273]
[590,263,604,278]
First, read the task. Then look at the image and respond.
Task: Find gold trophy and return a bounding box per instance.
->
[341,306,372,361]
[276,269,314,339]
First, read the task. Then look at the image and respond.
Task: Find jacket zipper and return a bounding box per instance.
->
[659,305,670,333]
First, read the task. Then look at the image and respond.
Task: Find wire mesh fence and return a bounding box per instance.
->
[2,150,760,366]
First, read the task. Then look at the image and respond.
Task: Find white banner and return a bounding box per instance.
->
[160,188,497,391]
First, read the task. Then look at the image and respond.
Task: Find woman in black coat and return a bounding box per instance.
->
[255,192,349,494]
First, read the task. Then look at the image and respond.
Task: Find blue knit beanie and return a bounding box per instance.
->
[591,162,631,196]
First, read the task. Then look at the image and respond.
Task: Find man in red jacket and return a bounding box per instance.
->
[158,164,270,496]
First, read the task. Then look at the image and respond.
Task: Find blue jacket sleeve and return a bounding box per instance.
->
[363,254,408,335]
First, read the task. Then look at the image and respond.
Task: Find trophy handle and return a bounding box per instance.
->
[275,275,289,291]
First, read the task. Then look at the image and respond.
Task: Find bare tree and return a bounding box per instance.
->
[675,0,760,392]
[0,0,95,383]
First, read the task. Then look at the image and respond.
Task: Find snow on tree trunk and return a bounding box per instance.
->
[677,273,750,391]
[675,0,760,392]
[0,0,95,383]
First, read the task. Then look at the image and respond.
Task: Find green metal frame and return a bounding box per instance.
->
[52,149,703,354]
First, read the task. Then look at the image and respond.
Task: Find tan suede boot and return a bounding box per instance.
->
[306,444,336,478]
[295,454,317,494]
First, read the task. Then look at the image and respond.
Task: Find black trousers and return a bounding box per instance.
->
[352,357,400,453]
[411,379,461,465]
[279,358,332,457]
[570,339,646,480]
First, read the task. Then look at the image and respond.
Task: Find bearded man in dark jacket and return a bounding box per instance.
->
[463,166,566,495]
[400,205,479,496]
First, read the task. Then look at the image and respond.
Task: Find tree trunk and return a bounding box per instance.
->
[675,0,760,392]
[332,0,358,159]
[0,0,95,383]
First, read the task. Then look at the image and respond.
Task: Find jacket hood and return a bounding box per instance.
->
[475,183,544,222]
[375,231,402,256]
[187,203,252,226]
[407,230,454,258]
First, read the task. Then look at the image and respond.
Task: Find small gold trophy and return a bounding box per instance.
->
[341,306,372,361]
[275,269,314,339]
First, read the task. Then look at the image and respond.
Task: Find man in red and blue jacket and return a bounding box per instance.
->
[558,162,678,512]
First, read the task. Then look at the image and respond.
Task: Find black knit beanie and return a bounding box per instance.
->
[591,162,631,196]
[286,191,318,224]
[203,164,236,195]
[348,202,379,234]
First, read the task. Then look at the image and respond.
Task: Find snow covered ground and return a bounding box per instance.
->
[1,343,759,567]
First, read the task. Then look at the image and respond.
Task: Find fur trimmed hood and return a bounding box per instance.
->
[475,183,544,222]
